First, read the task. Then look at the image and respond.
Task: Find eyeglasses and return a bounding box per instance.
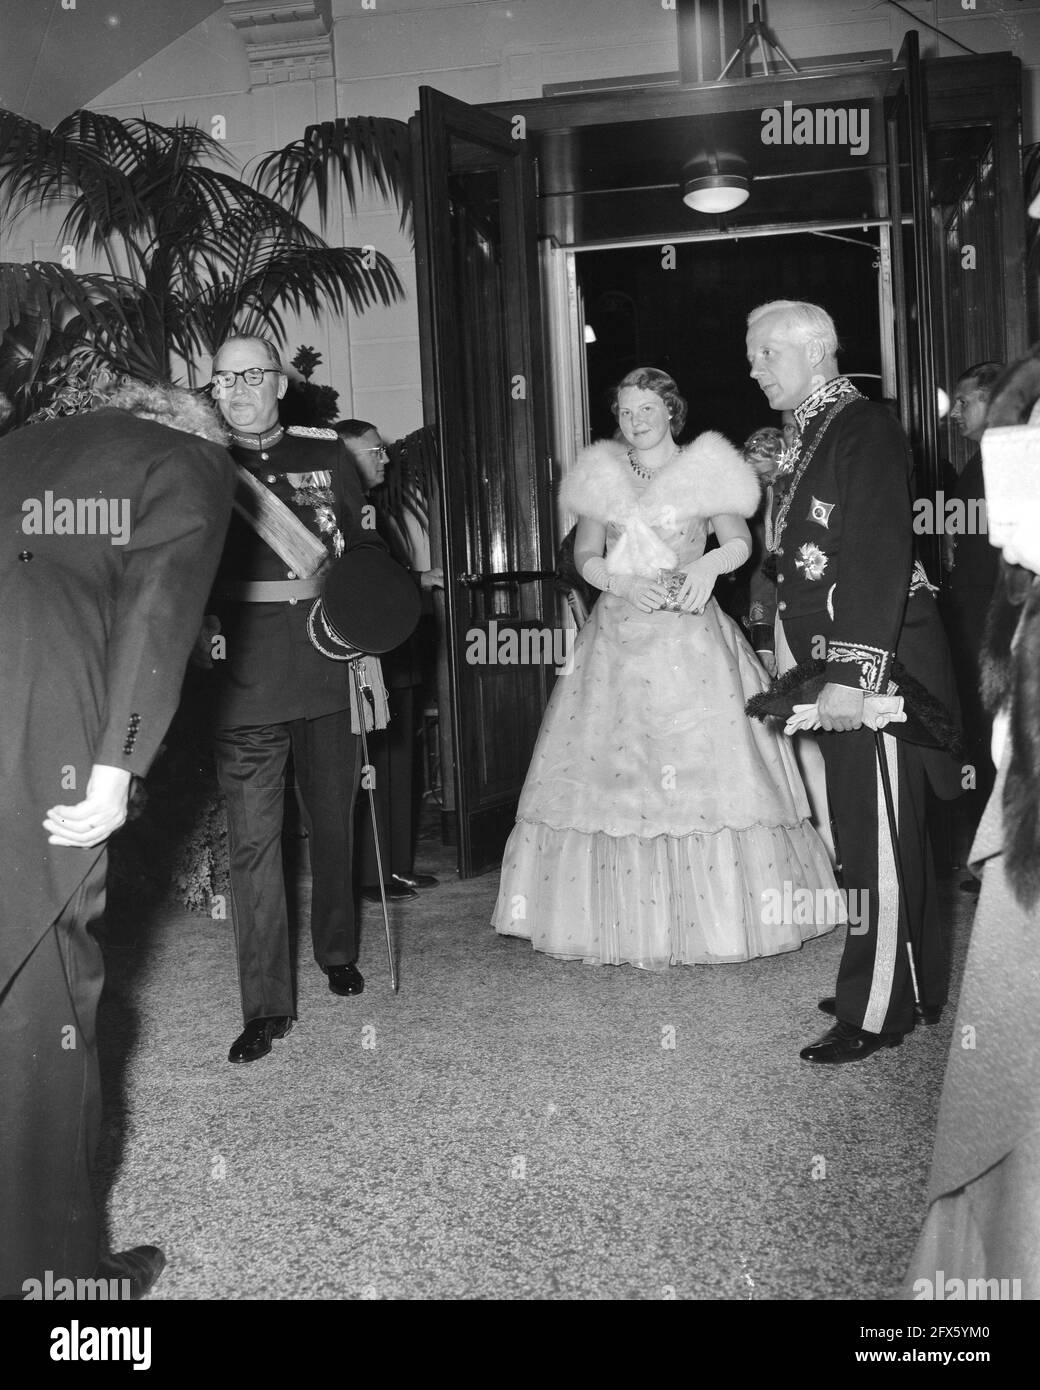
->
[210,367,281,391]
[361,446,389,459]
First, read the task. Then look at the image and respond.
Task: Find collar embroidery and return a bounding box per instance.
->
[230,425,285,451]
[794,376,858,432]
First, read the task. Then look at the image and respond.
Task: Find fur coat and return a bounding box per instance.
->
[560,433,759,577]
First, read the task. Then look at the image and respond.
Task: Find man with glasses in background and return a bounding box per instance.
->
[201,336,381,1064]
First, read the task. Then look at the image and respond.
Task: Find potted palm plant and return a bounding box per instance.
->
[0,108,412,424]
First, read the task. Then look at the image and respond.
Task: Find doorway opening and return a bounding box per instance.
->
[572,227,886,453]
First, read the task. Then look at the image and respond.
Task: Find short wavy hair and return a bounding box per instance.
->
[334,417,377,443]
[610,367,687,436]
[746,300,840,359]
[956,361,1004,397]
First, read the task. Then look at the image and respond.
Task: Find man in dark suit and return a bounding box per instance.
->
[0,385,234,1299]
[335,418,441,902]
[746,300,961,1065]
[943,362,1003,835]
[203,338,383,1065]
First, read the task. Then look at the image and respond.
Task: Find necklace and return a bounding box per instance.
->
[627,445,676,480]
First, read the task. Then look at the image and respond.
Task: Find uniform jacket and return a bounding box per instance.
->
[775,378,961,795]
[207,428,385,727]
[0,409,235,988]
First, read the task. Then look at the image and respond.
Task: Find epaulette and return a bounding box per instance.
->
[287,426,339,440]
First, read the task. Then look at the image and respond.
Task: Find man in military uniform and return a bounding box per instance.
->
[745,301,960,1064]
[0,385,234,1298]
[203,336,381,1065]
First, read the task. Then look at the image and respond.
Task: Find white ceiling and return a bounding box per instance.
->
[0,0,223,127]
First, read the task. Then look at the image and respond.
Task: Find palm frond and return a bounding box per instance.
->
[0,261,167,386]
[0,109,144,235]
[188,244,404,354]
[251,117,413,237]
[1,106,412,411]
[381,424,437,529]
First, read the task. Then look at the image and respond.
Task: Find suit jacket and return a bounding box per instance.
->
[0,409,235,988]
[369,501,423,690]
[946,450,998,600]
[775,380,961,797]
[207,430,385,726]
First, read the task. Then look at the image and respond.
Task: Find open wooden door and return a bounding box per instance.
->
[886,34,1027,579]
[411,87,556,877]
[885,31,940,574]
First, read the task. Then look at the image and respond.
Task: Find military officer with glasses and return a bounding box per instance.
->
[201,335,384,1065]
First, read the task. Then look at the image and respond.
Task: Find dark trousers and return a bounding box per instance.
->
[215,708,364,1025]
[820,728,947,1035]
[0,857,107,1296]
[944,587,995,829]
[357,685,417,886]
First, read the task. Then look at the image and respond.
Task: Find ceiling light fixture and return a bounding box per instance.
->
[681,152,750,214]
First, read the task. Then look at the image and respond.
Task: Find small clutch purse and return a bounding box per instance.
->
[657,568,688,611]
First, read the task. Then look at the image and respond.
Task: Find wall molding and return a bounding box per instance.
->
[224,1,333,84]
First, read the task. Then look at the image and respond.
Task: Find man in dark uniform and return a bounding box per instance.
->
[203,337,382,1065]
[746,300,961,1064]
[0,385,234,1298]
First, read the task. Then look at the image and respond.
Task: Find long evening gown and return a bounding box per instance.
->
[492,472,839,969]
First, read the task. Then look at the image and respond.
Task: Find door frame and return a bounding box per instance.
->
[411,86,555,876]
[545,218,901,511]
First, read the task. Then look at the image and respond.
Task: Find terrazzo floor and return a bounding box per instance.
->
[92,811,976,1302]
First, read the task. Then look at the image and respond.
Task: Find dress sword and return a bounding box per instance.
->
[352,661,399,993]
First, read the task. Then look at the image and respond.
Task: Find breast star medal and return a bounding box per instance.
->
[794,541,828,582]
[808,496,835,528]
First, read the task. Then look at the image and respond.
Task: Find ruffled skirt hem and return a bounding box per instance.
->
[492,817,839,970]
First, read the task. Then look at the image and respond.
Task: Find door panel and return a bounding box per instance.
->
[886,30,939,578]
[886,38,1026,581]
[411,88,555,876]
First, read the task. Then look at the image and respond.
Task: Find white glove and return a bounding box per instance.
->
[676,537,750,613]
[784,695,907,736]
[581,555,666,613]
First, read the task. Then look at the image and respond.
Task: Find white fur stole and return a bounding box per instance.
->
[560,434,760,576]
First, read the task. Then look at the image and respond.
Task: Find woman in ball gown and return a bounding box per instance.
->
[491,367,839,969]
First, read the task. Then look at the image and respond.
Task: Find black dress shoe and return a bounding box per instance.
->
[228,1015,293,1064]
[361,879,417,902]
[391,872,439,890]
[800,1019,903,1064]
[818,996,942,1026]
[95,1245,166,1300]
[325,962,364,996]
